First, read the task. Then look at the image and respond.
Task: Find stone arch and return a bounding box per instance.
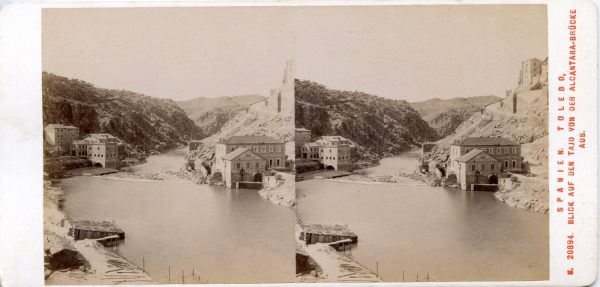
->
[253,172,263,182]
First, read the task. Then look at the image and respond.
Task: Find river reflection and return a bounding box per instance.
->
[61,149,295,284]
[296,153,548,282]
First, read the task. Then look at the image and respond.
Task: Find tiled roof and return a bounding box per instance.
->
[456,149,485,162]
[454,137,517,146]
[220,136,283,144]
[45,124,78,129]
[319,136,349,141]
[222,148,264,161]
[87,133,117,139]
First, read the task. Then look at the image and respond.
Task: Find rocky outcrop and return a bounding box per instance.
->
[410,96,501,137]
[43,72,204,153]
[295,79,439,161]
[177,95,265,135]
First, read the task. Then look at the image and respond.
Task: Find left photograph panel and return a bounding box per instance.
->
[42,8,296,284]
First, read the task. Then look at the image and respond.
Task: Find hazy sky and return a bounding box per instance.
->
[43,5,547,102]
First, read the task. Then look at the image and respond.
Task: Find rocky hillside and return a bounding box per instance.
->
[295,79,439,160]
[43,72,203,152]
[410,95,501,137]
[177,95,265,136]
[190,97,294,162]
[423,88,548,169]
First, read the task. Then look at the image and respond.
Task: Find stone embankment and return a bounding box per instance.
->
[44,181,156,284]
[495,176,549,213]
[259,171,295,207]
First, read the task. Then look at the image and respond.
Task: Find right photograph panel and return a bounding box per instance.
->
[293,5,549,283]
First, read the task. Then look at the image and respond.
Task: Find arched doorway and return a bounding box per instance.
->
[326,165,335,171]
[253,172,263,182]
[488,174,498,184]
[240,168,245,181]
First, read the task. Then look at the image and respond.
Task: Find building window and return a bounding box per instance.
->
[237,163,241,169]
[255,162,259,169]
[269,146,274,153]
[504,148,509,154]
[261,146,267,153]
[269,159,273,166]
[231,147,235,152]
[254,146,259,153]
[512,147,517,154]
[465,148,471,153]
[489,148,494,154]
[504,160,509,168]
[276,159,280,166]
[491,164,495,170]
[497,148,501,154]
[246,162,250,168]
[481,164,485,170]
[512,160,516,168]
[471,165,475,171]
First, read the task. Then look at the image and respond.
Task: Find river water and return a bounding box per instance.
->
[296,152,549,282]
[60,149,295,284]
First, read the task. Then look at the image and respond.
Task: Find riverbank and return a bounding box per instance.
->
[43,181,156,284]
[259,171,295,207]
[495,176,549,213]
[295,219,382,283]
[327,173,425,186]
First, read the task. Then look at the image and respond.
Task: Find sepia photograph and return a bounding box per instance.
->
[2,1,599,287]
[42,7,296,284]
[293,5,549,283]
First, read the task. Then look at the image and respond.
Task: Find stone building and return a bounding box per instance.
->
[455,149,501,191]
[86,141,119,169]
[44,124,79,154]
[319,144,352,171]
[70,133,121,169]
[297,135,355,171]
[214,136,286,174]
[222,148,266,188]
[70,140,89,157]
[449,137,523,190]
[450,137,522,173]
[301,142,320,160]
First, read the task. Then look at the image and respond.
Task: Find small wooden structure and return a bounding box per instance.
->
[300,224,358,245]
[69,220,125,241]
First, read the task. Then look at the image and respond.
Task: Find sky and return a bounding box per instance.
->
[43,5,547,102]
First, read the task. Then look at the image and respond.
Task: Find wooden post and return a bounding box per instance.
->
[168,265,171,283]
[402,270,405,282]
[376,261,379,277]
[182,270,184,284]
[142,257,145,272]
[416,272,419,282]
